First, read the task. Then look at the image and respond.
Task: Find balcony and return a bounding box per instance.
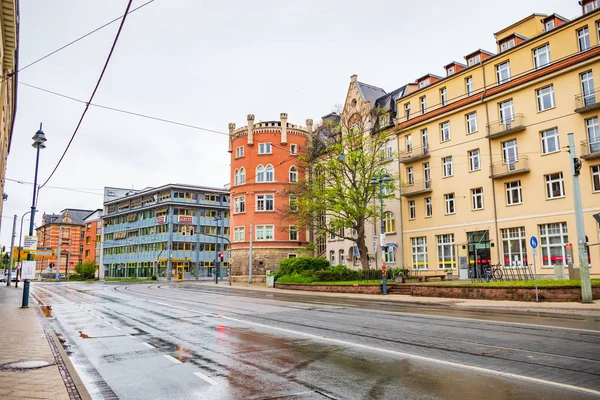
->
[490,156,530,179]
[399,144,430,164]
[575,89,600,113]
[581,140,600,160]
[486,114,525,139]
[401,179,432,197]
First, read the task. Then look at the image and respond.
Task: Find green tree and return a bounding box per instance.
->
[285,106,396,270]
[74,262,97,280]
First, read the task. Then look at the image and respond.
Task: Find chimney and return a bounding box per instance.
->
[350,74,358,83]
[247,114,255,146]
[228,123,236,153]
[280,112,288,144]
[305,119,313,133]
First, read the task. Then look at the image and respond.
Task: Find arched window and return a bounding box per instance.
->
[383,211,395,233]
[289,166,298,183]
[239,168,246,184]
[265,164,274,182]
[256,165,265,182]
[234,169,239,186]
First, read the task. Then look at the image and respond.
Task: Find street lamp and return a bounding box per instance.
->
[370,168,391,295]
[22,124,46,308]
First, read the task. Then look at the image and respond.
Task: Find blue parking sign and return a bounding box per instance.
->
[530,236,538,249]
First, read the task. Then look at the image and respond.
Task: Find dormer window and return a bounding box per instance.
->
[544,20,555,31]
[500,39,515,52]
[467,55,480,67]
[447,67,454,76]
[583,0,599,13]
[419,79,429,89]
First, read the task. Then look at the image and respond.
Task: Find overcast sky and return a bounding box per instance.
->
[0,0,581,245]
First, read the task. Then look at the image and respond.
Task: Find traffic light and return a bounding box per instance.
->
[219,252,225,261]
[573,157,582,176]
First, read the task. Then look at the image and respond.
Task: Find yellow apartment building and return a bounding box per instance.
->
[394,3,600,278]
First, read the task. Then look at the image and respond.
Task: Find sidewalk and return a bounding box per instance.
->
[0,285,87,399]
[213,281,600,317]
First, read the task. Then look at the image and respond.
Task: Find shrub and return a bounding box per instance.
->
[151,275,157,281]
[276,274,317,284]
[275,257,329,279]
[67,274,84,281]
[314,270,340,282]
[74,262,97,280]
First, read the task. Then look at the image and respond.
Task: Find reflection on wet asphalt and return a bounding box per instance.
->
[32,282,600,400]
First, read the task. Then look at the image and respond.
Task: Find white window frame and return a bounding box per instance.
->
[258,143,272,154]
[424,162,431,183]
[421,129,428,149]
[407,166,414,185]
[442,156,453,177]
[386,140,393,159]
[545,172,565,199]
[533,44,551,69]
[501,227,527,266]
[339,249,345,266]
[383,246,396,264]
[444,193,455,215]
[541,128,560,155]
[469,149,481,172]
[408,201,416,220]
[447,66,454,76]
[411,237,428,270]
[544,20,555,31]
[256,165,265,183]
[289,194,298,212]
[239,167,246,184]
[499,99,515,124]
[506,181,522,205]
[581,71,595,106]
[467,55,480,67]
[440,121,451,142]
[330,250,336,266]
[466,76,474,96]
[235,146,244,158]
[496,61,511,84]
[419,79,429,88]
[425,197,432,218]
[536,85,555,112]
[440,87,447,106]
[384,211,396,232]
[500,39,515,52]
[265,164,274,182]
[405,103,411,120]
[233,226,245,242]
[502,139,519,164]
[289,166,298,183]
[234,196,245,213]
[234,169,239,186]
[466,112,478,134]
[256,225,274,241]
[436,234,456,270]
[290,144,297,155]
[578,27,591,52]
[256,194,274,211]
[471,187,484,210]
[539,223,569,267]
[289,226,299,241]
[591,165,600,192]
[420,96,427,114]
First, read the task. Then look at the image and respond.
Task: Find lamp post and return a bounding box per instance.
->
[370,168,391,295]
[22,124,46,308]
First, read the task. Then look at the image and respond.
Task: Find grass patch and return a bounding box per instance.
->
[422,279,600,288]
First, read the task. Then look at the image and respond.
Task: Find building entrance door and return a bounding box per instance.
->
[467,230,490,279]
[175,266,185,281]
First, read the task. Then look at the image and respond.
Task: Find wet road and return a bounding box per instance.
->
[32,282,600,400]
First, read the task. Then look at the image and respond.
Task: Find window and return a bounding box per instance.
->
[330,250,336,266]
[440,121,450,142]
[506,181,522,205]
[592,165,600,192]
[234,226,245,242]
[386,140,393,159]
[436,234,456,269]
[405,135,412,153]
[442,156,453,177]
[289,226,298,241]
[421,129,428,150]
[420,96,427,114]
[239,168,246,184]
[581,71,595,107]
[409,201,416,220]
[539,222,568,267]
[471,188,484,210]
[444,193,455,214]
[411,237,428,269]
[256,165,265,182]
[587,117,600,152]
[419,79,429,88]
[541,128,560,154]
[383,246,396,264]
[545,172,565,199]
[256,194,274,211]
[234,169,239,185]
[440,87,447,106]
[289,166,298,183]
[496,61,511,84]
[544,20,555,31]
[383,211,396,232]
[234,196,245,213]
[256,225,274,241]
[404,102,411,120]
[465,76,474,96]
[500,39,515,52]
[467,55,480,67]
[339,249,345,266]
[447,66,454,76]
[501,227,527,266]
[86,236,91,244]
[289,195,299,212]
[469,149,481,171]
[265,164,274,182]
[533,44,551,69]
[85,250,90,258]
[423,162,431,183]
[536,85,555,111]
[425,197,432,217]
[290,144,297,155]
[235,146,244,158]
[502,139,518,164]
[578,27,591,52]
[258,143,272,154]
[499,99,515,124]
[598,21,600,40]
[466,112,478,134]
[407,167,414,185]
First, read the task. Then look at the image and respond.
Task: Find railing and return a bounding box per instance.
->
[487,114,525,138]
[575,89,600,111]
[581,140,600,159]
[401,179,432,196]
[398,144,430,163]
[490,156,530,178]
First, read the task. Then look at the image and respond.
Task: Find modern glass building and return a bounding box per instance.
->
[102,184,230,280]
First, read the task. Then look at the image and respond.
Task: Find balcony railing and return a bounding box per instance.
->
[490,156,530,179]
[401,179,432,197]
[399,144,430,163]
[581,140,600,159]
[575,89,600,113]
[486,114,525,139]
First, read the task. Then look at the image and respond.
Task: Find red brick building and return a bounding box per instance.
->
[36,209,95,277]
[83,209,102,266]
[228,113,311,281]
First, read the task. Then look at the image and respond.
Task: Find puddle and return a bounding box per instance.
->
[40,305,52,318]
[78,331,91,339]
[0,360,55,371]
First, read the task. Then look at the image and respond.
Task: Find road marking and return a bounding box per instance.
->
[164,355,182,364]
[193,371,219,385]
[113,326,122,331]
[217,314,600,397]
[142,342,155,349]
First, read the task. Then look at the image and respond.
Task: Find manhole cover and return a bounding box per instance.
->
[0,360,55,371]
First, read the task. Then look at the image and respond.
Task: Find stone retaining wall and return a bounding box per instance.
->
[274,282,382,294]
[410,285,600,302]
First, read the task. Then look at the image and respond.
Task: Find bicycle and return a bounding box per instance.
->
[482,264,503,282]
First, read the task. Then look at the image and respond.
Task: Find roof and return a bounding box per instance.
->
[43,208,96,226]
[444,61,467,69]
[355,81,387,105]
[374,85,407,113]
[104,183,229,206]
[464,48,496,58]
[540,13,570,23]
[416,73,444,82]
[494,13,548,37]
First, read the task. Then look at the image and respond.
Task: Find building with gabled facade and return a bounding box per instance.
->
[83,209,103,270]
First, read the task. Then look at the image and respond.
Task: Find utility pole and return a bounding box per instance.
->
[56,226,62,282]
[7,215,16,287]
[214,210,221,284]
[248,221,253,284]
[568,133,593,303]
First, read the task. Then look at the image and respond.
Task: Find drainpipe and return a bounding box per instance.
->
[395,131,404,268]
[481,61,501,263]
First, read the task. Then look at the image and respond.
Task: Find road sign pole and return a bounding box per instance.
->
[530,236,539,302]
[7,215,16,287]
[56,226,62,282]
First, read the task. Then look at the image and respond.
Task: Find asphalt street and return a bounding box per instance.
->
[32,282,600,400]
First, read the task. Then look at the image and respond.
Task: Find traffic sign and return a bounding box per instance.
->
[21,261,36,280]
[228,258,233,264]
[23,236,38,252]
[529,236,538,249]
